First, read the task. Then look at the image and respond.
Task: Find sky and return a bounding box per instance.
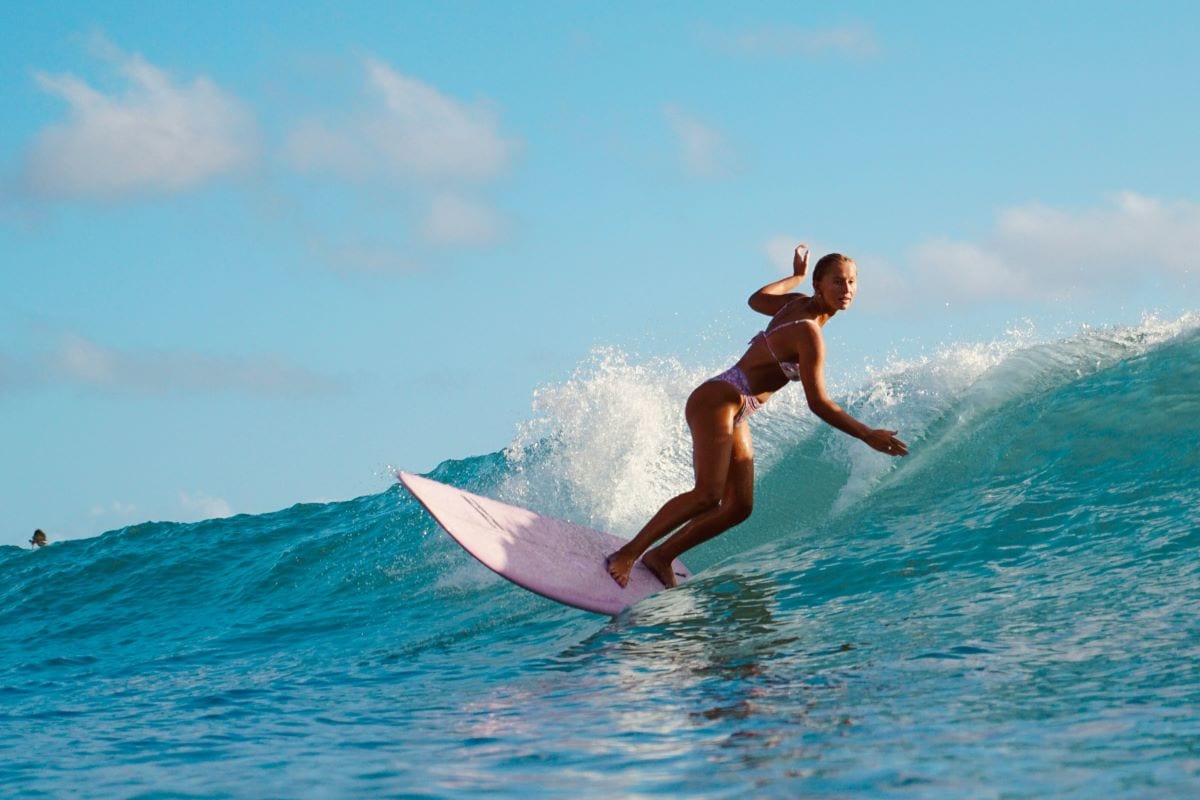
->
[3,1,1199,545]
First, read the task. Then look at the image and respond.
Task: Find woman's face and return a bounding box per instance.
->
[815,261,857,310]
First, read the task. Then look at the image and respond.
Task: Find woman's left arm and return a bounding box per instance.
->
[748,244,810,316]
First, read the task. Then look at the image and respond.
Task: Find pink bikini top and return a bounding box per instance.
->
[753,299,816,382]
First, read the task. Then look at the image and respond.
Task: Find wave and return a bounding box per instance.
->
[2,314,1197,675]
[495,312,1200,570]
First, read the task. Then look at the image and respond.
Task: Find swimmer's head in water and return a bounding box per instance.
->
[30,529,47,547]
[813,254,857,311]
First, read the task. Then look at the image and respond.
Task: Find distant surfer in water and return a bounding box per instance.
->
[607,245,909,589]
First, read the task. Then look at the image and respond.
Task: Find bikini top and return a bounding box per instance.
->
[753,299,816,382]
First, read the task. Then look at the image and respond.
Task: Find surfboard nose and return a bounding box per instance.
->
[399,472,688,616]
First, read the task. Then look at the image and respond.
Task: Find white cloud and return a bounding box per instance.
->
[663,104,734,178]
[763,235,801,273]
[178,491,234,520]
[911,192,1200,303]
[910,239,1014,298]
[708,24,880,59]
[284,58,518,184]
[283,58,517,257]
[422,192,504,246]
[22,44,257,199]
[49,334,334,395]
[90,500,138,519]
[88,493,233,526]
[840,255,911,315]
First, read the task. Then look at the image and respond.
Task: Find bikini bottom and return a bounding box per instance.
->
[707,366,762,427]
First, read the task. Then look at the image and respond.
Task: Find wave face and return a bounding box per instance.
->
[3,316,1198,798]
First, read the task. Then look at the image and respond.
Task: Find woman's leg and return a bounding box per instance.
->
[641,422,754,588]
[606,381,740,587]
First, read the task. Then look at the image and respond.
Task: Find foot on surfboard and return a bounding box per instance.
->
[640,550,679,589]
[606,551,635,588]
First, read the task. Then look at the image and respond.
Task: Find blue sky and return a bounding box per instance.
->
[3,1,1198,545]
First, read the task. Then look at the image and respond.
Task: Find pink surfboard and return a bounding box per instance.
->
[398,472,690,616]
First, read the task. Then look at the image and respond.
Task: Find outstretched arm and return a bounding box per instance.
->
[794,324,909,456]
[748,244,810,316]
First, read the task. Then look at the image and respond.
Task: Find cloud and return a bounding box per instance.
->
[422,192,505,246]
[838,255,911,315]
[178,491,233,520]
[90,500,139,519]
[284,59,518,185]
[47,334,335,395]
[911,192,1200,303]
[663,104,735,178]
[763,235,802,273]
[21,43,257,200]
[283,58,517,252]
[706,23,880,60]
[89,492,234,525]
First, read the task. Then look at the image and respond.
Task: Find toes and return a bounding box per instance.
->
[605,553,629,587]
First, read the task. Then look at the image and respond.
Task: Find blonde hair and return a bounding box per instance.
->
[813,253,855,282]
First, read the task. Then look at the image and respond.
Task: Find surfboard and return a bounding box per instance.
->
[397,472,690,616]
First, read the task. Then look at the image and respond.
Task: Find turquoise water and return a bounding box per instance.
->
[3,317,1199,798]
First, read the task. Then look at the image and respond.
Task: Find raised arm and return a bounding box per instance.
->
[748,244,811,316]
[794,324,909,457]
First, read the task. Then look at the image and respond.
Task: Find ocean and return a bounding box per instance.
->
[3,315,1198,798]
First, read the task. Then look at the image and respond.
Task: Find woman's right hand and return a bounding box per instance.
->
[864,428,908,457]
[793,244,809,277]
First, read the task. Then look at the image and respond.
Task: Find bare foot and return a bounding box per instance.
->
[640,549,678,589]
[606,550,636,588]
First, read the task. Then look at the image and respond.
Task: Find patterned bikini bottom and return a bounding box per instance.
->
[707,366,763,427]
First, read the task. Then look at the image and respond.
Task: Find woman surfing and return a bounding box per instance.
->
[606,245,909,589]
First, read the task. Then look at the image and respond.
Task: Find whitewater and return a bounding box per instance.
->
[3,315,1198,798]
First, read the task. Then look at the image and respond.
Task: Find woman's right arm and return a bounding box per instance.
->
[748,244,810,316]
[794,324,909,456]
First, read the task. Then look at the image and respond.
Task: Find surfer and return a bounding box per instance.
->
[30,529,48,548]
[606,245,909,589]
